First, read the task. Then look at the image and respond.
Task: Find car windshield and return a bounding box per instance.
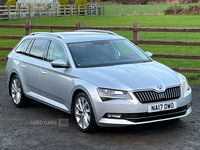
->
[68,39,151,68]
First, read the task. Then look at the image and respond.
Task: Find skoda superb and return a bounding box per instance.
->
[6,30,192,132]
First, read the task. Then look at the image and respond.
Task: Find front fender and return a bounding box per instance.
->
[70,79,100,122]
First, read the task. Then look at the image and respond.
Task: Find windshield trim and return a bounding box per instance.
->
[74,61,151,68]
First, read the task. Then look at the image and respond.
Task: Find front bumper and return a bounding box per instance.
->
[98,106,191,127]
[92,87,192,127]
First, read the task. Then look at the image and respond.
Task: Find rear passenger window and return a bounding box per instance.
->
[16,40,31,53]
[30,39,49,59]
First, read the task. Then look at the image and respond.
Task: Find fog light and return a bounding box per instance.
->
[187,103,191,109]
[107,114,121,118]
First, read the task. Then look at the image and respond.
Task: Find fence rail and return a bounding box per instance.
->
[0,20,200,73]
[0,3,105,20]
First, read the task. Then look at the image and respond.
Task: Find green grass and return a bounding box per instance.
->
[105,4,200,15]
[1,13,200,83]
[0,61,6,73]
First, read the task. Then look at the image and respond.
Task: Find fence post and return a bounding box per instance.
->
[84,4,87,16]
[47,4,50,18]
[25,20,32,35]
[76,21,83,30]
[64,4,66,16]
[38,4,41,18]
[96,3,98,15]
[8,5,10,21]
[18,4,21,20]
[29,4,31,18]
[0,6,2,19]
[71,5,73,16]
[133,22,140,47]
[56,5,58,17]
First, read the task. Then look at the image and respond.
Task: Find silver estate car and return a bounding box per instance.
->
[6,30,192,132]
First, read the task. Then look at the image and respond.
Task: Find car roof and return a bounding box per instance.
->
[26,31,125,43]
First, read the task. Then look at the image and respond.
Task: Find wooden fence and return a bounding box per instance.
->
[0,3,104,20]
[0,20,200,73]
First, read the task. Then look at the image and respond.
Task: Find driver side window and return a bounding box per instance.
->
[47,41,68,62]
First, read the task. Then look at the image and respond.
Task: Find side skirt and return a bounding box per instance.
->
[26,92,70,114]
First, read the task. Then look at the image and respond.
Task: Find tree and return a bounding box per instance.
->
[5,0,16,6]
[58,0,69,5]
[75,0,87,5]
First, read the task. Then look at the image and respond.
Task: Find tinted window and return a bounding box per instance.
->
[24,40,34,55]
[112,40,149,60]
[30,39,49,59]
[47,41,68,62]
[69,39,151,68]
[16,40,31,53]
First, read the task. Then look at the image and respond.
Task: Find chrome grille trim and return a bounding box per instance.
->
[134,86,181,103]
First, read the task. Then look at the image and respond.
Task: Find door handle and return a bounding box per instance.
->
[41,71,47,75]
[21,64,26,68]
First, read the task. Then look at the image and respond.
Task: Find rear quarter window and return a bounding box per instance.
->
[16,40,31,53]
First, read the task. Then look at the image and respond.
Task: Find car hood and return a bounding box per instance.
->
[72,61,180,91]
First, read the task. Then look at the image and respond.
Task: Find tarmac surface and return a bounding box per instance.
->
[0,73,200,150]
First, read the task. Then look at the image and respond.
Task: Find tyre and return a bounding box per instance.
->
[74,92,97,133]
[10,75,32,108]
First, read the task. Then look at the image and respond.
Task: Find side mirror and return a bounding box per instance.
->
[145,51,153,57]
[51,59,69,68]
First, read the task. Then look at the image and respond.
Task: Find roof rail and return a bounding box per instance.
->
[75,29,118,36]
[28,32,64,39]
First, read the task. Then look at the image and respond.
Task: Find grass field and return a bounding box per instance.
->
[0,7,200,82]
[105,4,200,15]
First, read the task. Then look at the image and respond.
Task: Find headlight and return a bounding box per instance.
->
[182,80,189,93]
[177,73,189,93]
[97,88,132,101]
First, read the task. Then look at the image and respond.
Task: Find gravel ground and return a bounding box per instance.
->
[0,73,200,150]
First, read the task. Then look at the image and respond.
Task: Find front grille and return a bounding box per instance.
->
[134,86,181,103]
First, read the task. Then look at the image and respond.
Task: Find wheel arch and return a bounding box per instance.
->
[8,69,25,97]
[8,72,18,96]
[70,86,98,123]
[71,89,87,116]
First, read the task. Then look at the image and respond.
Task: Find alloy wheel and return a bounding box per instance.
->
[11,78,22,104]
[75,96,91,129]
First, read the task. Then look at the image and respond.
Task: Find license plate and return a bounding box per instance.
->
[148,101,177,113]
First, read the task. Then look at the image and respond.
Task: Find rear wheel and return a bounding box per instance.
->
[10,75,31,108]
[74,92,97,133]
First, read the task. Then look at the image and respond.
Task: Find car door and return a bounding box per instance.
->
[14,39,32,94]
[21,39,50,97]
[40,40,72,111]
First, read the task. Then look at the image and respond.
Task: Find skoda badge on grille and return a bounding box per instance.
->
[158,85,162,89]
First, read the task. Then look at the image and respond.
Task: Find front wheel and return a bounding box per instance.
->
[74,92,97,133]
[10,75,31,108]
